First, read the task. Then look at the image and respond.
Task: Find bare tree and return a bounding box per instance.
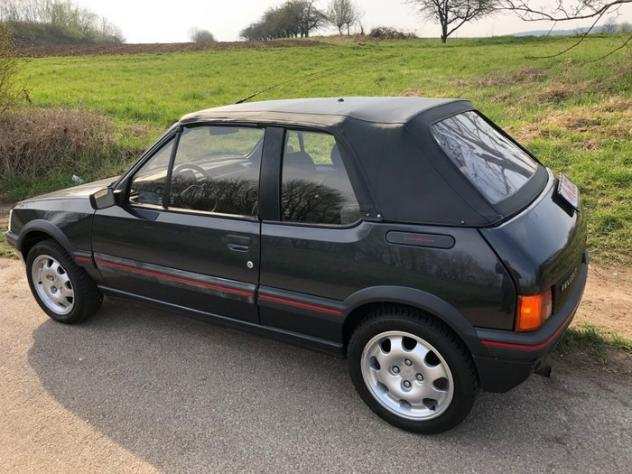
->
[293,0,327,37]
[497,1,632,58]
[496,1,630,22]
[327,0,360,35]
[407,0,497,43]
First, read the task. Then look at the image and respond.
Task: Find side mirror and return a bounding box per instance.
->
[90,187,116,210]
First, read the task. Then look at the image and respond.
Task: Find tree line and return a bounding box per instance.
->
[240,0,631,45]
[241,0,360,41]
[0,0,123,43]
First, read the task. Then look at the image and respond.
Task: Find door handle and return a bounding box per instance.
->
[226,234,251,253]
[228,243,250,253]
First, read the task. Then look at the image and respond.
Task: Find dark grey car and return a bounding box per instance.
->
[6,97,588,433]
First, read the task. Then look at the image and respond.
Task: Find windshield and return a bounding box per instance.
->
[432,111,539,204]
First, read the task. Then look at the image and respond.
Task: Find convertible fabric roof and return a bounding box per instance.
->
[181,97,462,126]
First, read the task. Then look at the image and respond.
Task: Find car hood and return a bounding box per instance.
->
[21,176,120,203]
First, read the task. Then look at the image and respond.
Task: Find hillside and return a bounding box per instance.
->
[6,35,632,263]
[7,21,92,47]
[5,21,122,48]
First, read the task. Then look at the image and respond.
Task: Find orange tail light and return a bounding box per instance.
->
[516,290,553,332]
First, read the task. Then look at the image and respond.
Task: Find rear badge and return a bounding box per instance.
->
[557,174,579,210]
[561,266,579,293]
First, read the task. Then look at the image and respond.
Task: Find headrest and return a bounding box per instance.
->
[284,152,316,174]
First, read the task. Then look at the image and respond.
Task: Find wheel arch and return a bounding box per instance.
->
[342,286,482,357]
[17,220,74,259]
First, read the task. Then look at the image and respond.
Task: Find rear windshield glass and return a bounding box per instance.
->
[432,111,539,204]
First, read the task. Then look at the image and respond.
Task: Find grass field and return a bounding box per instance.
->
[6,34,632,263]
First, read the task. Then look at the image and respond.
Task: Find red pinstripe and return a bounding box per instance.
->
[74,255,92,265]
[481,320,571,352]
[95,257,253,299]
[94,256,340,314]
[258,293,343,316]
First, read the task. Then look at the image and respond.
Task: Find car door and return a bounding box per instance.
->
[92,124,266,323]
[258,128,371,342]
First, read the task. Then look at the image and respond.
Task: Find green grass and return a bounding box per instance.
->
[11,34,632,263]
[558,324,632,362]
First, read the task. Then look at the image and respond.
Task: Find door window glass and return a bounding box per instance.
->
[169,126,264,216]
[281,130,361,225]
[128,138,174,207]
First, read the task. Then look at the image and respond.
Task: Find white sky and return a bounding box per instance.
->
[73,0,632,43]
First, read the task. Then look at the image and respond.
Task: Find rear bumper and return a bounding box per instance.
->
[473,252,589,393]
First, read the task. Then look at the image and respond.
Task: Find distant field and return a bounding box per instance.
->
[10,35,632,263]
[13,38,323,58]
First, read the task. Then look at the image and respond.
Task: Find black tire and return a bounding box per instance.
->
[348,305,478,434]
[26,240,102,324]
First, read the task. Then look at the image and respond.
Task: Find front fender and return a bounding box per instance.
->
[16,219,75,256]
[343,286,483,356]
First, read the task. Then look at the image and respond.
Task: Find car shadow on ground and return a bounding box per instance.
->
[27,298,632,472]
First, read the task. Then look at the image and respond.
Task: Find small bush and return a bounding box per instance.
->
[0,108,131,200]
[368,27,415,40]
[190,28,216,44]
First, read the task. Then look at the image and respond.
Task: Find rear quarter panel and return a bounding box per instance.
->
[260,221,516,344]
[480,176,587,297]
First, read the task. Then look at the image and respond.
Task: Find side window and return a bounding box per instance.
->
[432,111,539,204]
[169,126,264,216]
[281,130,361,225]
[129,138,174,207]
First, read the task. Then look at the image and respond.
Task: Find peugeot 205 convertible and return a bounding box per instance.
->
[5,97,588,433]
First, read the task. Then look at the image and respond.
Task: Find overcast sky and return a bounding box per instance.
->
[73,0,632,43]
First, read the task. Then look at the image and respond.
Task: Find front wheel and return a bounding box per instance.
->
[348,306,478,434]
[26,240,102,324]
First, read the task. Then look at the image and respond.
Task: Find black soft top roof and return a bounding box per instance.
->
[179,97,546,227]
[181,97,461,125]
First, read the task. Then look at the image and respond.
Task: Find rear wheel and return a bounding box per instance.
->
[348,306,478,434]
[26,240,102,324]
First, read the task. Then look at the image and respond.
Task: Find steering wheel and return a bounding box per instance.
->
[170,163,212,207]
[172,163,210,183]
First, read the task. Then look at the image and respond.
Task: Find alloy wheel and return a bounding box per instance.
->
[360,330,454,420]
[31,254,75,315]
